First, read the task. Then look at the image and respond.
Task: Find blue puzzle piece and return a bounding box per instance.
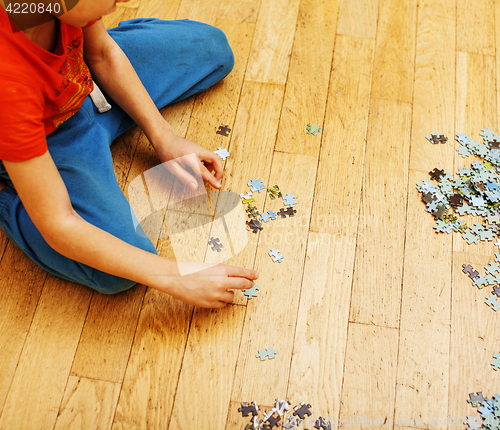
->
[256,346,278,361]
[248,178,266,193]
[269,248,283,263]
[282,193,297,208]
[242,284,260,299]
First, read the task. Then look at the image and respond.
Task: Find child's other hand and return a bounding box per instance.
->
[162,263,259,308]
[153,128,223,190]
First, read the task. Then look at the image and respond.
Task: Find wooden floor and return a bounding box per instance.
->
[1,0,500,428]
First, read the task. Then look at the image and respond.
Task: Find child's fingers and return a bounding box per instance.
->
[169,162,198,190]
[224,265,259,282]
[200,163,221,189]
[204,152,223,180]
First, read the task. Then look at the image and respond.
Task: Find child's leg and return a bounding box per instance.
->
[95,18,235,141]
[0,19,234,294]
[0,98,157,294]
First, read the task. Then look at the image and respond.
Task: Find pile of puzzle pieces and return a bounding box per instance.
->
[418,130,500,312]
[467,392,500,430]
[238,399,333,430]
[241,180,298,234]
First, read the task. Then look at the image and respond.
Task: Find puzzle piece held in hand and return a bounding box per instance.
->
[248,178,266,193]
[208,237,223,252]
[216,125,231,136]
[269,248,283,263]
[242,285,260,299]
[256,346,278,361]
[214,147,230,160]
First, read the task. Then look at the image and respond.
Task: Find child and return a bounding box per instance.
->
[0,0,258,307]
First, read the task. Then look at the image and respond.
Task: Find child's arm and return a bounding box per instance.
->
[3,151,258,306]
[82,21,221,189]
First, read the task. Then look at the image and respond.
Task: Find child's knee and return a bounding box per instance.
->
[204,25,235,77]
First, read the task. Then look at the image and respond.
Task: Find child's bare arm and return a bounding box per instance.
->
[82,21,224,190]
[3,151,258,306]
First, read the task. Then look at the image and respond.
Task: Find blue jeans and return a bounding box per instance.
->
[0,18,234,294]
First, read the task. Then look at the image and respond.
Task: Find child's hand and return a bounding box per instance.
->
[153,129,223,190]
[162,263,259,308]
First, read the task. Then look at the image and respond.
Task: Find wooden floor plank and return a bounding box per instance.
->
[0,245,46,413]
[102,6,126,29]
[274,0,339,156]
[409,10,455,173]
[217,0,260,23]
[457,0,495,56]
[0,278,92,430]
[136,0,180,20]
[245,0,301,85]
[349,99,412,328]
[418,0,455,19]
[339,323,399,430]
[70,286,146,383]
[175,0,222,24]
[370,0,417,103]
[54,376,121,430]
[394,170,452,430]
[231,152,317,404]
[168,305,245,430]
[184,19,256,151]
[111,288,193,429]
[215,81,285,304]
[286,233,355,421]
[454,51,497,255]
[449,252,500,420]
[337,0,379,39]
[309,35,374,235]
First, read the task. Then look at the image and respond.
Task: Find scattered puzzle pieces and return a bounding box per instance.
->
[282,193,298,207]
[256,347,278,361]
[485,295,500,311]
[208,237,223,252]
[426,133,448,144]
[216,125,231,136]
[469,392,486,407]
[306,123,322,135]
[315,417,333,430]
[269,248,283,263]
[248,178,266,193]
[239,402,260,417]
[293,402,312,419]
[267,185,282,199]
[242,285,260,299]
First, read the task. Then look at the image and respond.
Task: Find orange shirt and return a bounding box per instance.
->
[0,9,94,161]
